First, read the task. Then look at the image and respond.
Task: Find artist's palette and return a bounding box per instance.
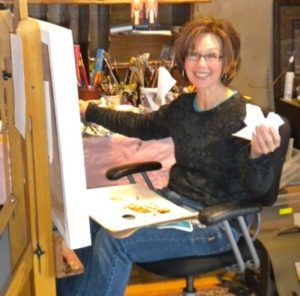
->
[87,184,197,237]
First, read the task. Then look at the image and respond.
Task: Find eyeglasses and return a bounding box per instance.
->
[185,52,223,63]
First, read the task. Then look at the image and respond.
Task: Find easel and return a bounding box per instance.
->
[0,1,56,295]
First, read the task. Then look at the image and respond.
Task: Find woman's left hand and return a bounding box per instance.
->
[250,125,281,159]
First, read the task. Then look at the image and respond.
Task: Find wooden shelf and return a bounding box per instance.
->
[1,0,210,4]
[109,32,172,62]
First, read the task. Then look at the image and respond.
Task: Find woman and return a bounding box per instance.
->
[57,16,280,295]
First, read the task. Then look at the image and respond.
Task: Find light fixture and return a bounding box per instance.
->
[131,0,143,26]
[145,0,158,27]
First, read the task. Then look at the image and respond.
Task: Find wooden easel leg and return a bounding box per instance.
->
[17,17,56,295]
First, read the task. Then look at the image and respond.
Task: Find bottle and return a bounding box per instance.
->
[284,71,295,100]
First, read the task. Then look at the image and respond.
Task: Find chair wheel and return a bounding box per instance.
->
[219,277,255,296]
[228,285,255,296]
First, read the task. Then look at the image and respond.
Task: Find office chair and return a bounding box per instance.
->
[106,118,290,296]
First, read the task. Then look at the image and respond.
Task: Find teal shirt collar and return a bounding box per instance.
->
[193,89,238,112]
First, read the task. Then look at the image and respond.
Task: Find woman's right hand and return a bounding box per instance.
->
[79,100,89,122]
[250,124,281,159]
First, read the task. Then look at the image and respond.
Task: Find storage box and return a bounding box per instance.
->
[261,148,300,231]
[261,189,300,231]
[280,148,300,189]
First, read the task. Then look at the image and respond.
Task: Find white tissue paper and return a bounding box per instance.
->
[141,67,176,111]
[157,66,176,105]
[232,103,284,140]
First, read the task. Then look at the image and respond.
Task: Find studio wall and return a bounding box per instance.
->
[194,0,273,109]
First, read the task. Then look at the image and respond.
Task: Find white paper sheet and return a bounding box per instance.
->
[233,103,284,140]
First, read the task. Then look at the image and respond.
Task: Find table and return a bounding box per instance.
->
[0,134,175,204]
[278,99,300,149]
[83,134,175,189]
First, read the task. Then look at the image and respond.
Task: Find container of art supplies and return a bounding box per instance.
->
[140,87,158,111]
[284,71,295,100]
[104,94,123,107]
[78,87,101,101]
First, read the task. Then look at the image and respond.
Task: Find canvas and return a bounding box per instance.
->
[37,19,91,249]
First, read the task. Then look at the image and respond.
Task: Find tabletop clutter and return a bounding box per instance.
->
[74,45,192,135]
[75,45,191,108]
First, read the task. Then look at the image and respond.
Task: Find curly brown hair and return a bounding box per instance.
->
[174,15,241,86]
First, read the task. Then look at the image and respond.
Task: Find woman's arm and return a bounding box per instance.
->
[79,100,170,140]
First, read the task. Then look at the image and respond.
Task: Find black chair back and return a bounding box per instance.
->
[259,117,290,206]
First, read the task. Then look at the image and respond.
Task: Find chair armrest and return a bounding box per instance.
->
[198,201,263,272]
[198,201,262,226]
[106,161,162,180]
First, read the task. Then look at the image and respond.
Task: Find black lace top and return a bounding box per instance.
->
[85,92,273,206]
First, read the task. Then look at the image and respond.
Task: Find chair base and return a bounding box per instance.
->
[182,276,197,296]
[182,291,197,296]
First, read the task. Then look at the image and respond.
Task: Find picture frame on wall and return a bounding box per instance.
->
[292,19,300,75]
[273,0,300,104]
[273,0,300,149]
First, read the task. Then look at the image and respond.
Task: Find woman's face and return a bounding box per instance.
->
[184,33,223,91]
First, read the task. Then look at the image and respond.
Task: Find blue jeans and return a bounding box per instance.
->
[56,189,239,296]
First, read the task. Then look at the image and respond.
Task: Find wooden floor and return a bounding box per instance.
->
[125,266,234,296]
[125,280,233,296]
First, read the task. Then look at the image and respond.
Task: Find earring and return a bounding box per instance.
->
[221,72,228,83]
[181,69,186,80]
